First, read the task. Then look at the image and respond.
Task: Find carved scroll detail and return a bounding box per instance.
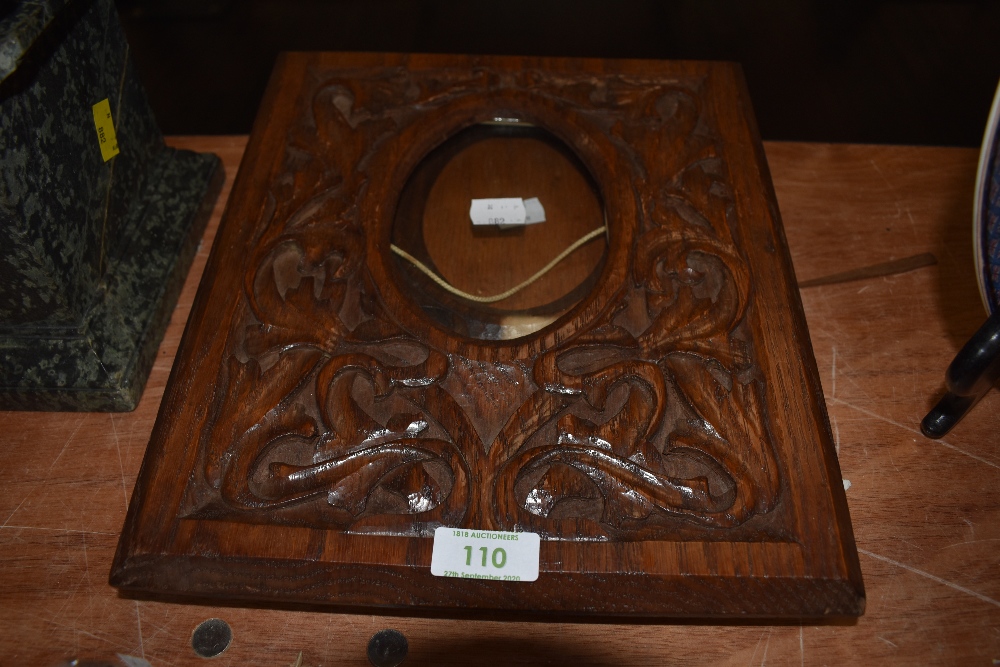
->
[500,227,779,532]
[185,67,783,540]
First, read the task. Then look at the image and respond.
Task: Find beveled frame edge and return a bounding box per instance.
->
[707,63,864,601]
[111,552,864,618]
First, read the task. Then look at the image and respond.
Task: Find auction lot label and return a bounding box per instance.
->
[430,527,540,582]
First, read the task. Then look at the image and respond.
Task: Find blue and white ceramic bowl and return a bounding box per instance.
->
[974,80,1000,315]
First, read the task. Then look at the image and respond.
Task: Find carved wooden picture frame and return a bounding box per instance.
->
[111,53,864,618]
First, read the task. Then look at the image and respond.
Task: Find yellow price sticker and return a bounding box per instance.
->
[91,98,119,162]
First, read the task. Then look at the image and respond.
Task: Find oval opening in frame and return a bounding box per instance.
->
[390,120,608,341]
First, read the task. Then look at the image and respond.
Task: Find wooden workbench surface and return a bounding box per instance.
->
[1,137,997,666]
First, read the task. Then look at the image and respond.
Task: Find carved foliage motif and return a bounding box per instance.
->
[185,66,782,540]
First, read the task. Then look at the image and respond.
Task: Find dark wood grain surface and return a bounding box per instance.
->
[1,134,997,664]
[104,53,860,619]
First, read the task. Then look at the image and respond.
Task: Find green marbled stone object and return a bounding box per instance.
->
[0,0,222,411]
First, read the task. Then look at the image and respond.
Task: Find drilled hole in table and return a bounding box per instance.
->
[367,628,408,667]
[191,618,232,659]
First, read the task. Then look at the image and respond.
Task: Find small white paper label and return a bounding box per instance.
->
[523,197,546,224]
[470,198,526,226]
[430,526,540,582]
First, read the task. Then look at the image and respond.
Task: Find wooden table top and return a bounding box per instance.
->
[1,136,997,666]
